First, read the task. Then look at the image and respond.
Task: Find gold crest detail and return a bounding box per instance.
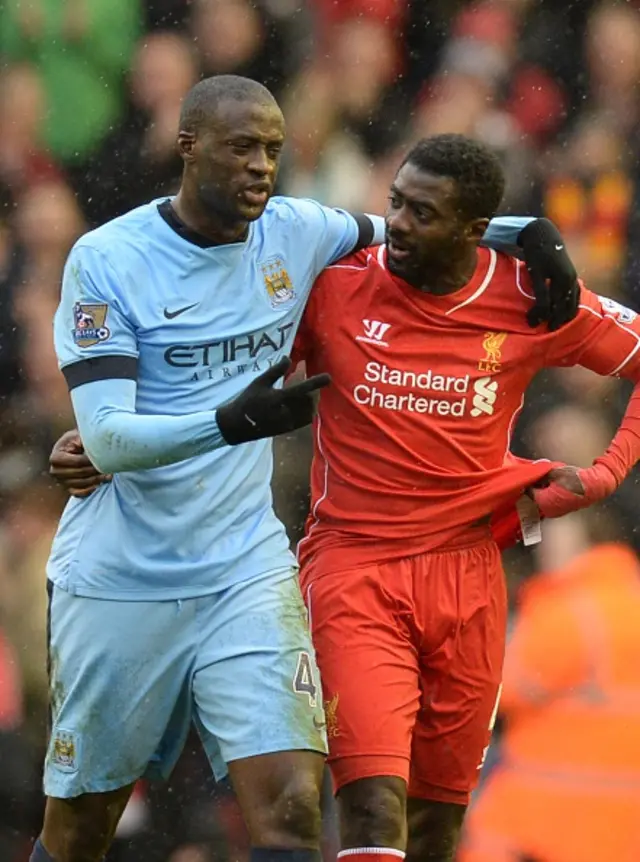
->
[478,331,507,373]
[261,258,295,307]
[324,693,340,739]
[51,730,77,771]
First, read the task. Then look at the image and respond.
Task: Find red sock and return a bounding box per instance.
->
[337,850,405,862]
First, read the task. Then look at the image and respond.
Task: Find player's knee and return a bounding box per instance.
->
[406,799,466,862]
[262,772,322,846]
[339,777,406,849]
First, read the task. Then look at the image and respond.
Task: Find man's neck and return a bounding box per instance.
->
[172,189,249,245]
[414,246,479,295]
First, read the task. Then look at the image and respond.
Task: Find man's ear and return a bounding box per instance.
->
[177,131,196,162]
[468,217,490,243]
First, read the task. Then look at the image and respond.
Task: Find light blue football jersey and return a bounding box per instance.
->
[48,196,532,600]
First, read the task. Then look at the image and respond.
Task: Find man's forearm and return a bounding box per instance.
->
[595,383,640,485]
[71,378,225,474]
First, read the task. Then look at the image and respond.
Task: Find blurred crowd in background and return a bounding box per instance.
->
[1,0,640,860]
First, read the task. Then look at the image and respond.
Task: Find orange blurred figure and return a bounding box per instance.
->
[458,543,640,862]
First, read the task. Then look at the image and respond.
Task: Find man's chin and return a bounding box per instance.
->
[197,191,268,224]
[236,200,269,222]
[386,255,410,279]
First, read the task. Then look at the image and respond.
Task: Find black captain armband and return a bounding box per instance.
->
[62,356,138,390]
[349,212,376,251]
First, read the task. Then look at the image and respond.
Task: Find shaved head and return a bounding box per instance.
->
[179,75,278,134]
[174,74,285,240]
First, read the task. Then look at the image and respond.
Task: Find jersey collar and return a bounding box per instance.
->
[157,199,250,249]
[378,244,497,315]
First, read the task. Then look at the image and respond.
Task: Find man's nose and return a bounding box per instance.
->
[247,146,270,175]
[386,206,411,235]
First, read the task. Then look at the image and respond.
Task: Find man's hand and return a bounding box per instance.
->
[532,462,618,519]
[518,218,579,331]
[50,430,109,498]
[217,357,330,445]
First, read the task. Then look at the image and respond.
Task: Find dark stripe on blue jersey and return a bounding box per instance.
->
[62,355,138,390]
[349,212,375,251]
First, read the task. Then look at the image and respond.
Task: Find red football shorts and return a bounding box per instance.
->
[302,534,507,805]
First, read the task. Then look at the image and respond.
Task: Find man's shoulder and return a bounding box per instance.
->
[71,200,165,268]
[315,246,378,282]
[264,195,326,220]
[74,201,164,258]
[262,195,353,229]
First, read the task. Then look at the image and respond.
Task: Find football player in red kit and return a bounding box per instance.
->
[291,136,640,862]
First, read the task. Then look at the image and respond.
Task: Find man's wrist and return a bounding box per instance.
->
[583,459,621,498]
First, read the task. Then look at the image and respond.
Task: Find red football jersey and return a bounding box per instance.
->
[294,245,640,574]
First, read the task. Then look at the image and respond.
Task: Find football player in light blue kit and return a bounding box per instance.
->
[34,75,573,862]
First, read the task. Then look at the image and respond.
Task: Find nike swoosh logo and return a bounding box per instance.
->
[164,303,198,320]
[555,244,564,251]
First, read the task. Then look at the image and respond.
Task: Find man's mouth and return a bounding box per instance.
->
[386,235,414,263]
[241,184,270,206]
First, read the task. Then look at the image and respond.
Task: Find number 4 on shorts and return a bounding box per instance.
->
[293,651,318,707]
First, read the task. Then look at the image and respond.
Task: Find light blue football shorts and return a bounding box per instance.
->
[44,567,327,798]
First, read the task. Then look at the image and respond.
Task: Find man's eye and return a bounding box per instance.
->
[388,195,401,209]
[231,142,251,153]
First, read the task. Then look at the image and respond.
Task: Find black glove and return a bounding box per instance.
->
[217,357,330,445]
[518,218,579,331]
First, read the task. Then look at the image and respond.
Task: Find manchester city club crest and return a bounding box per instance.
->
[50,728,78,773]
[261,257,296,307]
[72,301,111,348]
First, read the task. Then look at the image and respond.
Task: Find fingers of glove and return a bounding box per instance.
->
[252,356,292,389]
[282,372,331,399]
[270,398,316,431]
[242,406,314,438]
[526,269,550,328]
[548,282,579,331]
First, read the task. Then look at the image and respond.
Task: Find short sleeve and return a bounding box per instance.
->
[292,199,360,271]
[54,243,139,389]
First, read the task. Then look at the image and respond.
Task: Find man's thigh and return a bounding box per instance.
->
[45,583,195,798]
[304,562,421,792]
[192,568,327,779]
[410,540,507,805]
